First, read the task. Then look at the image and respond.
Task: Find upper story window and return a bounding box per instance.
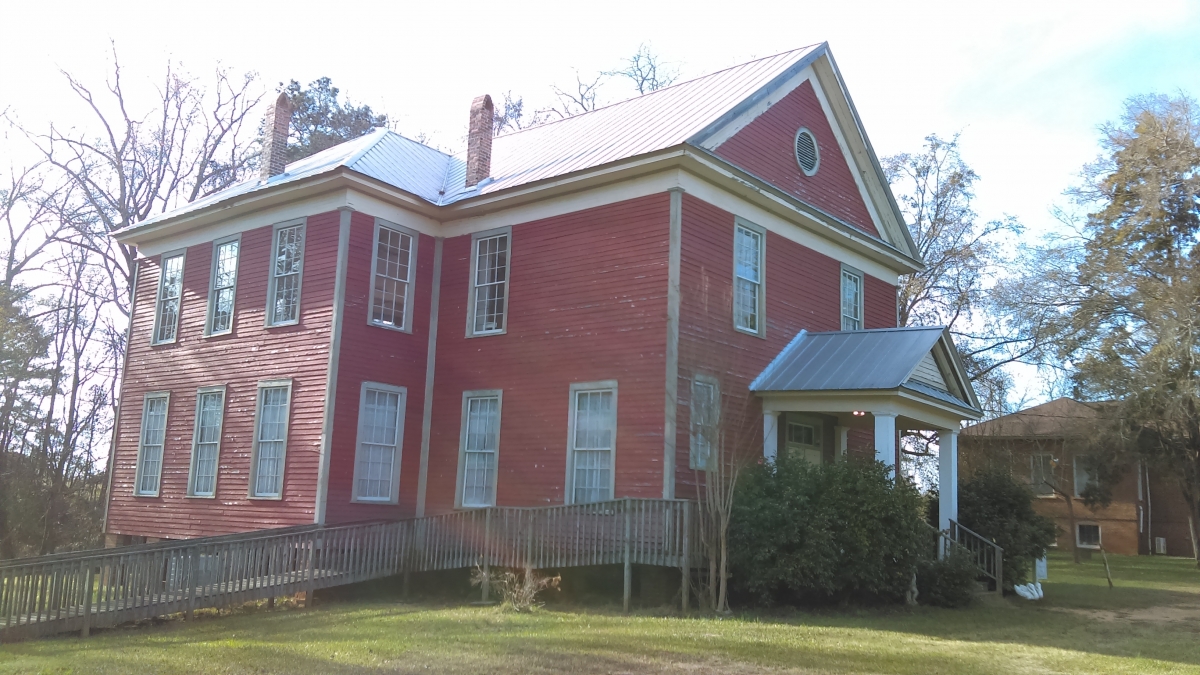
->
[689,376,719,471]
[567,381,617,504]
[206,237,240,335]
[1031,453,1054,497]
[267,221,305,326]
[134,392,170,496]
[250,380,292,498]
[370,221,415,331]
[152,252,185,345]
[353,383,406,502]
[468,230,510,336]
[840,267,863,331]
[1073,457,1097,498]
[459,391,502,508]
[733,221,765,336]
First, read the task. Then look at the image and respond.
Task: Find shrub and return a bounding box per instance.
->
[915,546,977,608]
[470,565,560,612]
[728,457,926,606]
[957,468,1057,590]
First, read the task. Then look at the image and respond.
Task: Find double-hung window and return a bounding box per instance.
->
[206,237,240,335]
[458,391,502,507]
[267,221,305,326]
[353,383,406,502]
[370,221,416,331]
[250,380,292,498]
[188,386,226,497]
[1031,453,1054,497]
[468,230,510,336]
[733,221,764,336]
[689,376,719,471]
[567,381,617,504]
[134,392,170,496]
[1073,456,1097,498]
[152,252,185,344]
[841,267,863,331]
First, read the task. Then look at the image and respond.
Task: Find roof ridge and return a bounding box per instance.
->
[491,44,823,142]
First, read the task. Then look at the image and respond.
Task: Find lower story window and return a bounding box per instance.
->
[251,382,292,498]
[460,392,501,507]
[189,388,226,497]
[354,383,406,502]
[569,382,616,504]
[135,393,170,496]
[1077,523,1101,549]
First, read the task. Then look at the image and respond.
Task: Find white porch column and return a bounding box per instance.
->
[834,425,848,460]
[939,429,959,531]
[763,411,780,463]
[873,413,897,475]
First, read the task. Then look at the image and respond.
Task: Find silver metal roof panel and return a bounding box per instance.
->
[750,326,947,393]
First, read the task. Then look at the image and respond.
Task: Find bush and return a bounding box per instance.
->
[471,565,560,612]
[915,547,977,608]
[728,457,926,606]
[957,468,1057,590]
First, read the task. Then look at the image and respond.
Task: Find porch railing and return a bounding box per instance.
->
[1,498,696,642]
[946,520,1004,594]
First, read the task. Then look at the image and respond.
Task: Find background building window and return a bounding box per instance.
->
[1031,453,1055,497]
[354,384,405,502]
[189,388,225,497]
[370,225,414,330]
[734,224,763,334]
[841,268,862,331]
[153,253,185,344]
[251,384,291,497]
[461,394,501,507]
[570,385,616,504]
[471,233,509,334]
[268,223,304,325]
[1077,523,1101,549]
[135,394,170,496]
[689,378,719,470]
[1073,457,1097,497]
[207,239,239,334]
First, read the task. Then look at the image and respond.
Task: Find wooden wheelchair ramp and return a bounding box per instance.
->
[0,498,695,641]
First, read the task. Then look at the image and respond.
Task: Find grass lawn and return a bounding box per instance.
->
[2,551,1199,674]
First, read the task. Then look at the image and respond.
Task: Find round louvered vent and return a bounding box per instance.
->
[794,128,820,176]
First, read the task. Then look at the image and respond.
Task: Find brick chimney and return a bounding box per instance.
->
[261,92,293,181]
[465,94,494,188]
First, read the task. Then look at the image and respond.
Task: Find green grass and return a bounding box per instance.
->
[2,551,1199,674]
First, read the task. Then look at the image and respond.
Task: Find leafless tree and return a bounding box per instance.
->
[606,44,679,95]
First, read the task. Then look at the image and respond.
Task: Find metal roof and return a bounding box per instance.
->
[121,45,823,232]
[749,326,979,412]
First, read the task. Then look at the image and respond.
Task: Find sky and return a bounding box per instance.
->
[2,0,1199,402]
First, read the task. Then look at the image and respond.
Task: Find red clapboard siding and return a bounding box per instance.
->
[714,79,879,238]
[105,211,340,539]
[423,194,671,513]
[673,195,897,494]
[323,214,435,523]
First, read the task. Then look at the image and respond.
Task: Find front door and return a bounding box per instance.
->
[786,417,823,465]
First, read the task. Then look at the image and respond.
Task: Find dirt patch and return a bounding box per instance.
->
[1055,605,1200,624]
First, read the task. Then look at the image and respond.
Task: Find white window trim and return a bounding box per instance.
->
[454,389,504,508]
[265,218,307,328]
[350,381,408,504]
[732,218,766,338]
[564,380,618,505]
[840,264,864,331]
[1076,522,1102,550]
[368,218,419,333]
[186,385,227,498]
[689,374,720,471]
[150,249,187,346]
[248,378,293,499]
[466,226,512,338]
[133,391,171,497]
[204,235,241,337]
[1031,452,1056,498]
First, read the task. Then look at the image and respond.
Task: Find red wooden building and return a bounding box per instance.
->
[103,43,982,545]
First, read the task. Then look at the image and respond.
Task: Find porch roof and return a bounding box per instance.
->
[749,326,982,420]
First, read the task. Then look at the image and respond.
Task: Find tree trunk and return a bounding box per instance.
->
[1064,495,1081,564]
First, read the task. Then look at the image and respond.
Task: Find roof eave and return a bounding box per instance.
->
[756,386,982,421]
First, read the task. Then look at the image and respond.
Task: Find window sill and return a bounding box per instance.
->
[149,339,177,347]
[132,492,161,498]
[350,497,397,505]
[203,330,234,339]
[368,321,412,335]
[1076,544,1101,550]
[264,320,299,329]
[733,325,765,339]
[248,494,283,501]
[184,494,217,499]
[467,328,507,339]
